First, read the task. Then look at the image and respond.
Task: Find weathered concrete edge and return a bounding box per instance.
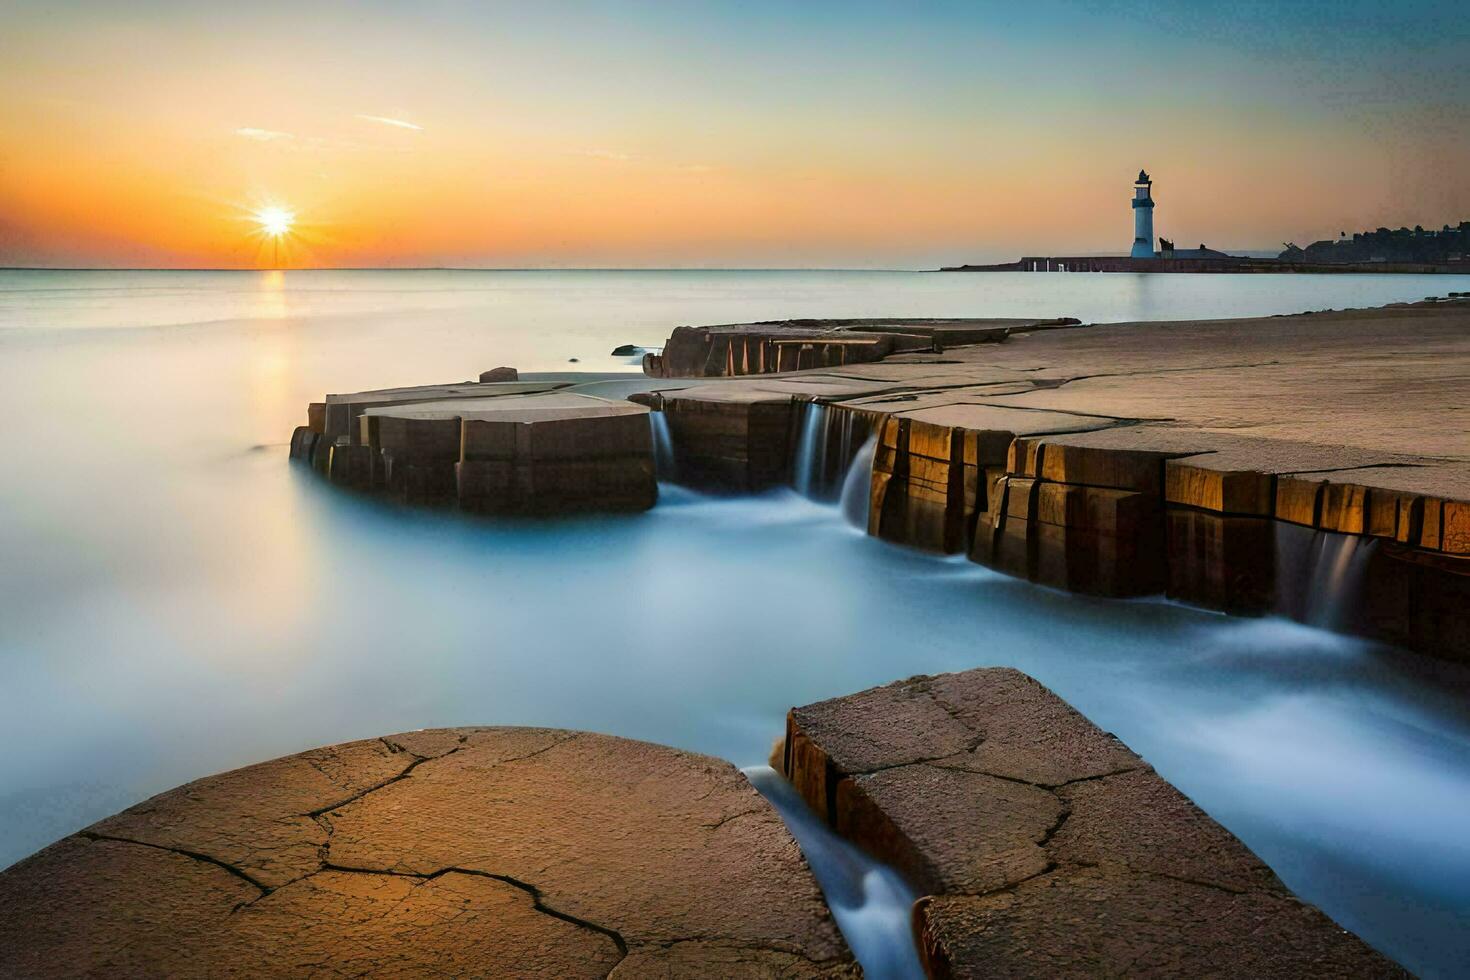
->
[774,667,1407,977]
[640,380,1467,660]
[0,726,858,978]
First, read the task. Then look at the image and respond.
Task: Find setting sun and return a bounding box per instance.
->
[254,206,294,238]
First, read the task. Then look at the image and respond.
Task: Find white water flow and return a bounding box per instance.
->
[744,766,924,980]
[792,402,830,498]
[794,403,874,503]
[841,435,879,529]
[649,411,677,482]
[1274,524,1380,631]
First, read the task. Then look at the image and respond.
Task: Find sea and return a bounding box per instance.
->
[3,269,1470,976]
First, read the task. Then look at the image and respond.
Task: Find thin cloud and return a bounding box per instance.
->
[235,127,292,141]
[356,114,422,131]
[578,149,635,162]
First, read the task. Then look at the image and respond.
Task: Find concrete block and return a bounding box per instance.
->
[288,426,319,462]
[1274,476,1321,527]
[1164,460,1273,515]
[1165,509,1275,615]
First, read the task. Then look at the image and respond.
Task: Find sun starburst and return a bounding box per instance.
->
[254,206,295,238]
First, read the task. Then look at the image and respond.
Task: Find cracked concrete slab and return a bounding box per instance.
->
[0,728,852,978]
[780,667,1403,977]
[918,867,1405,979]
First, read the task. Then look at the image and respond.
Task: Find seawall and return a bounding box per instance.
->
[638,300,1469,661]
[286,299,1468,659]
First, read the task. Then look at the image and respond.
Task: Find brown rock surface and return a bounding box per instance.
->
[780,667,1402,977]
[309,389,658,512]
[0,728,851,978]
[646,317,1080,378]
[917,869,1403,979]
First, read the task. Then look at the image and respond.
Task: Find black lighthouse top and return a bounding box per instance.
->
[1137,169,1151,184]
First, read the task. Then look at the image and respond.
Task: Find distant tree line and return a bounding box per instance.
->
[1279,222,1470,264]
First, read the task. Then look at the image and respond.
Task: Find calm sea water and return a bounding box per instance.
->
[3,270,1470,975]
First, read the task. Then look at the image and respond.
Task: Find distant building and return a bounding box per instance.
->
[1130,170,1155,258]
[1157,241,1234,260]
[1279,221,1469,264]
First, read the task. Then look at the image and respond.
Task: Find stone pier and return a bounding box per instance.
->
[640,299,1470,661]
[287,299,1470,658]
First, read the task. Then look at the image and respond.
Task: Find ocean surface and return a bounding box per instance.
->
[3,269,1470,975]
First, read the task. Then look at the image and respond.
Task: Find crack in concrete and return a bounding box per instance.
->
[1036,804,1071,850]
[1022,359,1287,389]
[78,831,269,897]
[305,751,448,819]
[307,862,631,960]
[963,400,1169,424]
[700,807,767,831]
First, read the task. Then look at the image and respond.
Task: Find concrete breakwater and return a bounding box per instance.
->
[288,300,1467,659]
[636,300,1469,662]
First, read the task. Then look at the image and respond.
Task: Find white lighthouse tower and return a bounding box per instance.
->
[1130,169,1155,258]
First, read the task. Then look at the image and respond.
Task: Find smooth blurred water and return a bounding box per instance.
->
[3,269,1470,976]
[746,765,923,980]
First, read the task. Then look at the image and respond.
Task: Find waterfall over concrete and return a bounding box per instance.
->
[792,402,829,498]
[792,403,874,502]
[840,435,878,529]
[744,766,924,980]
[1273,523,1379,631]
[649,411,677,482]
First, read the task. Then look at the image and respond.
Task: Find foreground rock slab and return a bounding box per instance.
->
[0,729,853,978]
[779,667,1404,978]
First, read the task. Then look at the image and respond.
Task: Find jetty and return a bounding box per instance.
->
[288,299,1467,659]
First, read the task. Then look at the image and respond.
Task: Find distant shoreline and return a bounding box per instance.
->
[0,266,922,274]
[5,265,1470,276]
[942,256,1470,275]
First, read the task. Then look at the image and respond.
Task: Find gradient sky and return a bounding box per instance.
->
[2,0,1467,268]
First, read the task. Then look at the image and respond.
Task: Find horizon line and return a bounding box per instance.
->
[0,265,934,274]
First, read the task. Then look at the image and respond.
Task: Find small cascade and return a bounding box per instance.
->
[649,411,677,482]
[1273,523,1379,632]
[744,766,924,980]
[792,402,829,498]
[840,435,878,529]
[792,403,874,502]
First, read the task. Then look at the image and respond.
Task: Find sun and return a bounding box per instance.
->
[254,206,295,238]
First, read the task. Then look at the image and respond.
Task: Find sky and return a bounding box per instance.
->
[1,0,1467,269]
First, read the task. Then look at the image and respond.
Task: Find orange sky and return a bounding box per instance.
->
[2,2,1467,268]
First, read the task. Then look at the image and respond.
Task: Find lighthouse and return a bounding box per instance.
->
[1130,169,1155,258]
